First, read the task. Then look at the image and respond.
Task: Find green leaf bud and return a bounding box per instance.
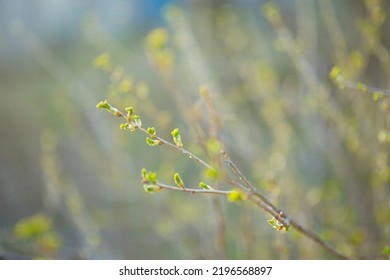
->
[227,190,245,202]
[147,172,157,184]
[125,107,134,115]
[148,172,157,184]
[96,100,123,116]
[143,184,161,193]
[146,137,163,146]
[171,128,183,147]
[141,168,148,182]
[125,107,134,121]
[147,127,157,138]
[267,217,290,231]
[173,172,185,188]
[133,115,142,126]
[141,169,157,185]
[96,100,111,110]
[120,123,136,131]
[120,123,129,130]
[204,168,219,180]
[199,181,213,190]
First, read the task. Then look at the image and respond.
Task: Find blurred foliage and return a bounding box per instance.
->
[12,214,61,258]
[0,0,389,260]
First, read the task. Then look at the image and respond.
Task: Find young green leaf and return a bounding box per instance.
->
[227,190,244,202]
[120,123,129,130]
[171,128,183,148]
[132,115,142,126]
[141,169,157,185]
[120,123,136,131]
[96,100,111,110]
[96,100,123,117]
[173,172,185,188]
[146,137,162,146]
[204,168,219,180]
[267,217,290,231]
[147,172,157,184]
[199,181,213,190]
[147,127,157,138]
[143,184,161,193]
[141,168,148,182]
[125,107,134,120]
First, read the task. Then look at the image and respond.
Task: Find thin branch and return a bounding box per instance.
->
[343,81,390,97]
[288,219,349,260]
[222,151,280,214]
[157,182,232,195]
[158,180,288,228]
[222,151,350,260]
[116,111,215,170]
[139,126,215,170]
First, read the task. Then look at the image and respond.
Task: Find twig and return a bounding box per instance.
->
[288,219,349,260]
[222,151,280,214]
[157,182,232,195]
[112,109,215,171]
[137,125,215,170]
[222,151,350,260]
[343,81,390,97]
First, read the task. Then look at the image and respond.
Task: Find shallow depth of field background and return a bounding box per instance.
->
[0,0,389,259]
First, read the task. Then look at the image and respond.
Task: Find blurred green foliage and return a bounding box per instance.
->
[12,214,61,258]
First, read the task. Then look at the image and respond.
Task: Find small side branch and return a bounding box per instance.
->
[137,126,215,170]
[288,219,349,260]
[157,182,232,195]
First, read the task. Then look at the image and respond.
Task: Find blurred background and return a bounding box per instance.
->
[0,0,389,259]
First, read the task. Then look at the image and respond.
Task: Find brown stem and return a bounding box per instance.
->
[222,151,350,260]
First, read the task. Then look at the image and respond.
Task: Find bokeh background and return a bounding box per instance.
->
[0,0,389,259]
